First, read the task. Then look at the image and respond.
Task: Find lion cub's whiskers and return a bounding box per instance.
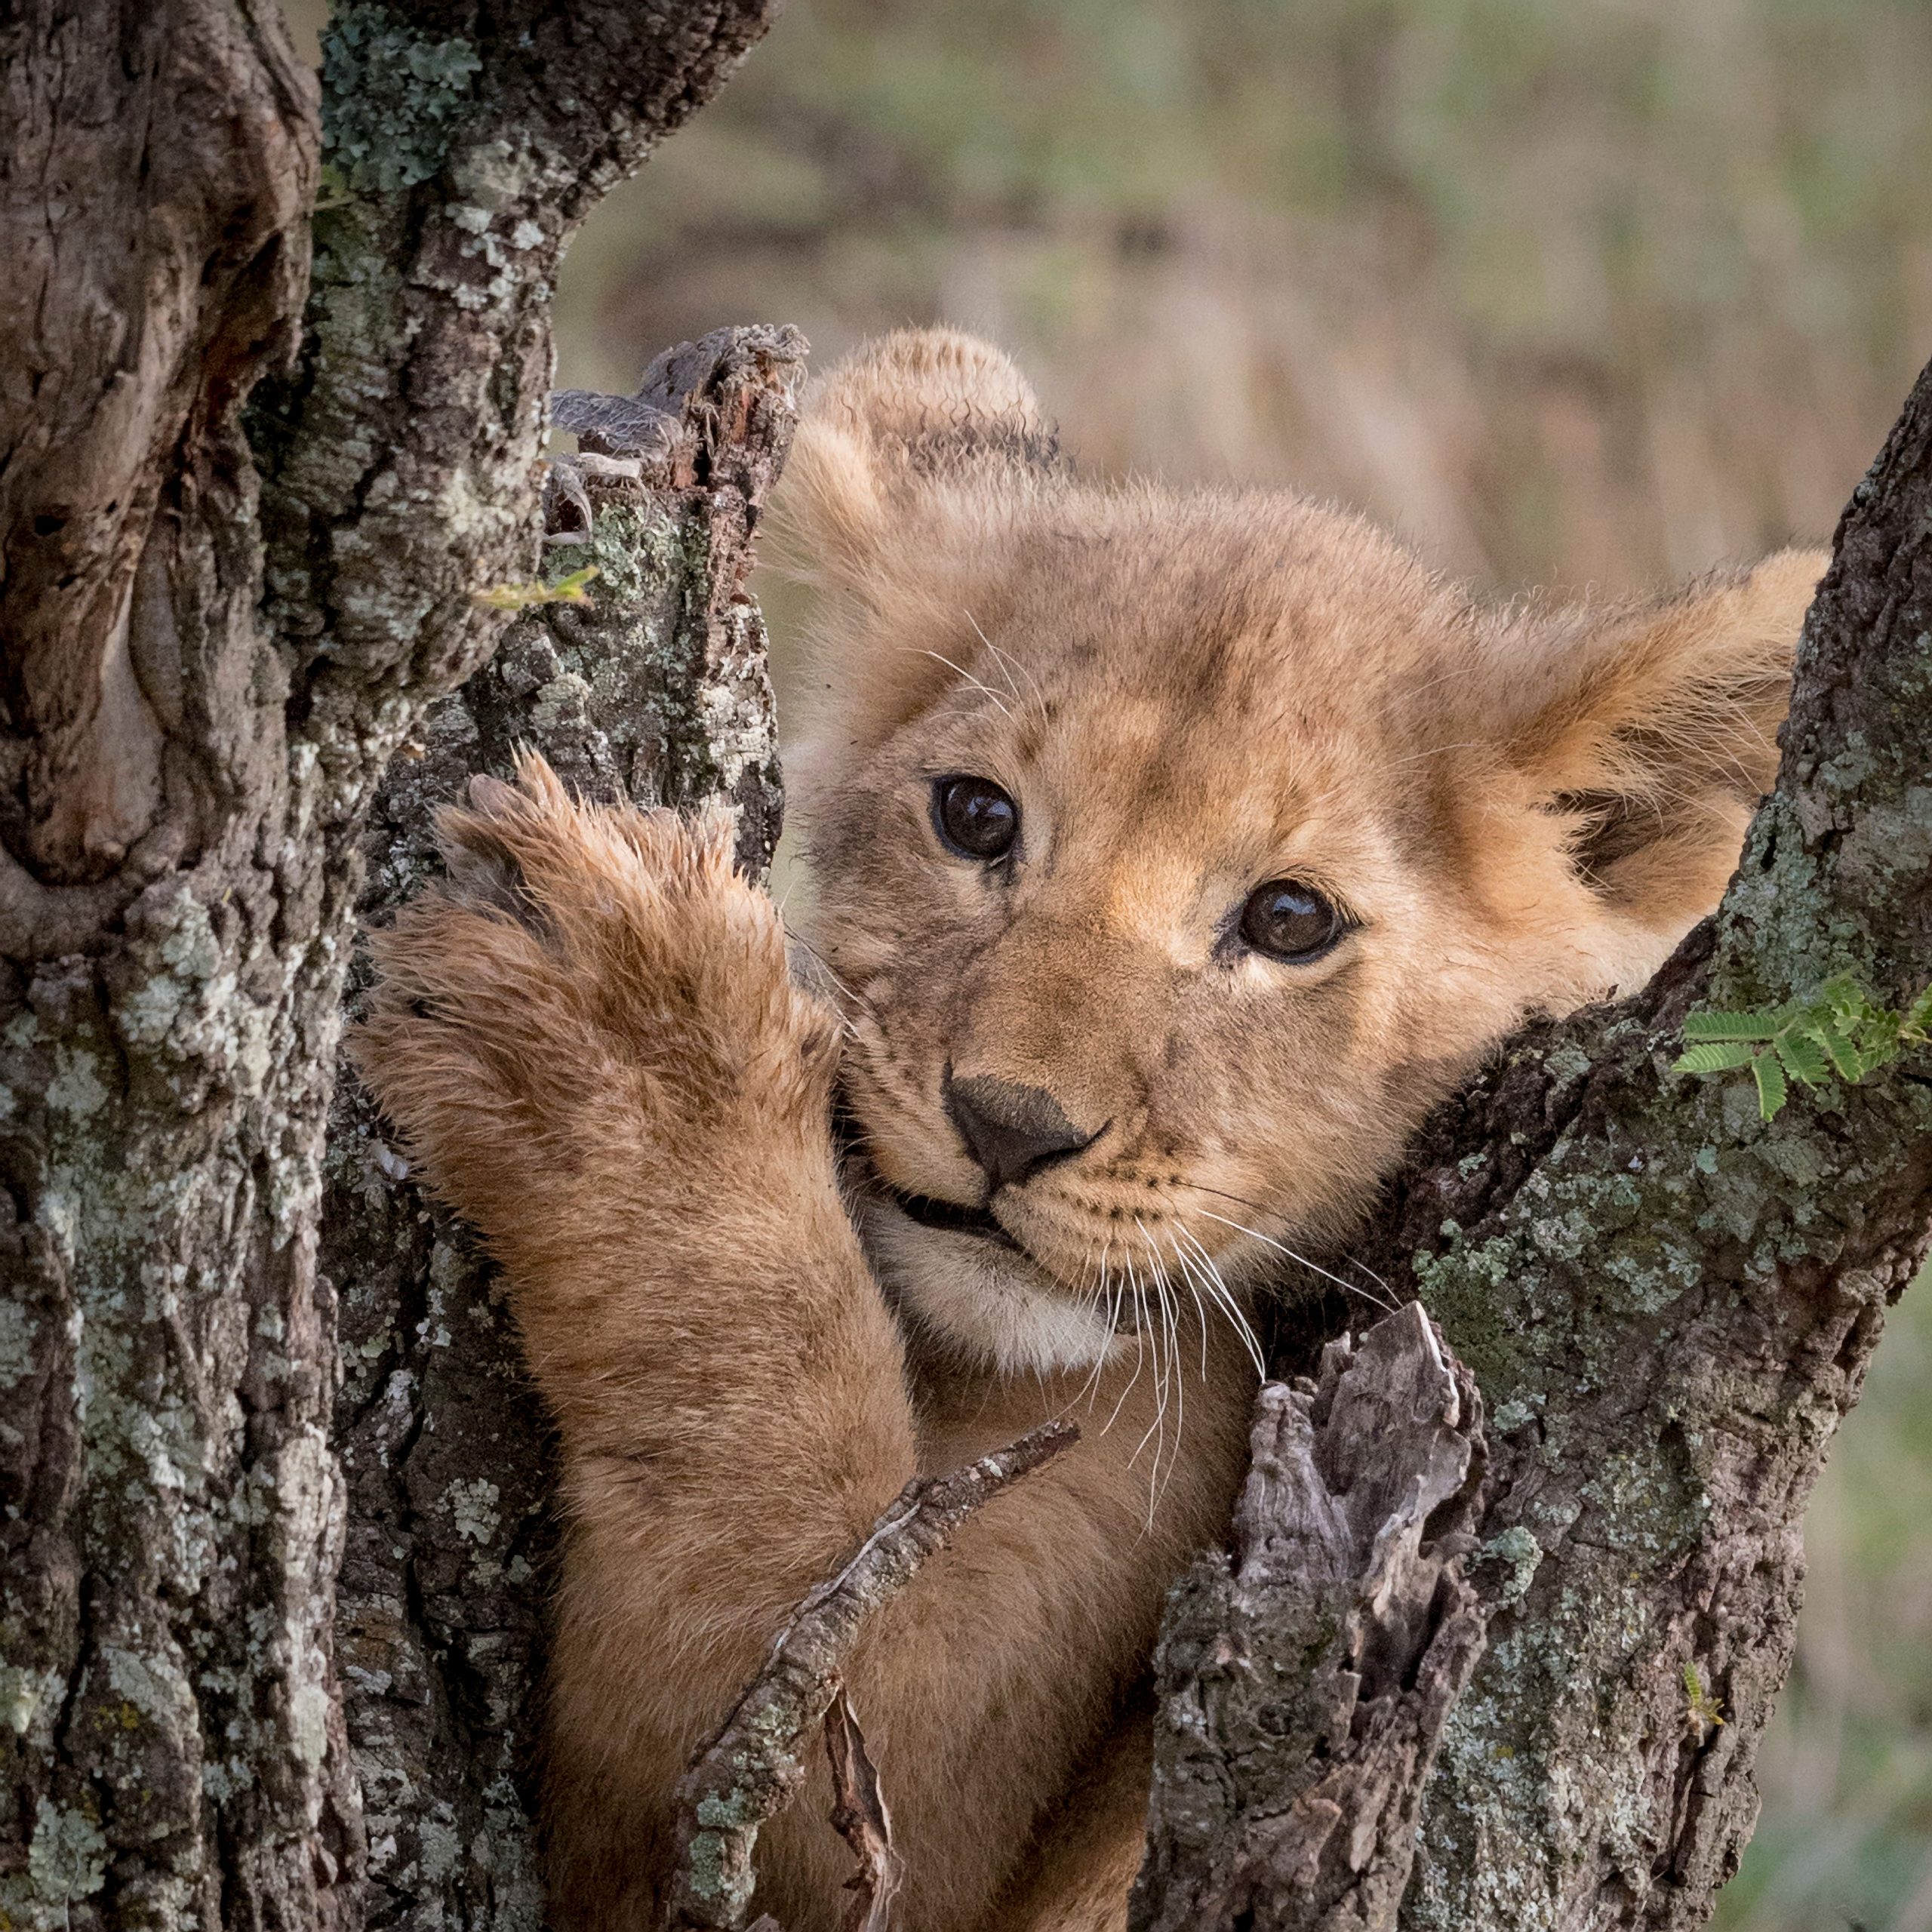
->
[913,648,1017,721]
[1145,1226,1183,1479]
[963,613,1052,731]
[1193,1206,1400,1315]
[1171,1220,1268,1378]
[1122,1226,1196,1524]
[1121,1247,1180,1521]
[1180,1180,1399,1315]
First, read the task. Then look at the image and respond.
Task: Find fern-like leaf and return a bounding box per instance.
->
[1677,974,1932,1121]
[1904,984,1932,1042]
[1674,1041,1760,1075]
[1850,1032,1902,1081]
[1806,1021,1864,1081]
[1774,1030,1830,1086]
[1682,1009,1785,1043]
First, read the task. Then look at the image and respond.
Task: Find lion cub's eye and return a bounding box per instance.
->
[1238,880,1343,962]
[933,775,1020,861]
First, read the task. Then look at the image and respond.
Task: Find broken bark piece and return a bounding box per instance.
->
[666,1420,1078,1932]
[825,1687,898,1932]
[1131,1302,1488,1932]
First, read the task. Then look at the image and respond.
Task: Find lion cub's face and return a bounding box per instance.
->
[778,331,1820,1374]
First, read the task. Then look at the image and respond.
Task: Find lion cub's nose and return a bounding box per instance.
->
[943,1070,1097,1193]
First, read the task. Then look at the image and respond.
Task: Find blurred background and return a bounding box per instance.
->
[300,2,1932,1924]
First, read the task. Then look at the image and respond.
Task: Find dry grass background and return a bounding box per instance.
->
[295,0,1932,1922]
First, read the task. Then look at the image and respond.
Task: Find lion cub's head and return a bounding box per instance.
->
[775,329,1822,1375]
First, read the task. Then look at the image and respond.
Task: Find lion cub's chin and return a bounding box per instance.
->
[853,1190,1131,1377]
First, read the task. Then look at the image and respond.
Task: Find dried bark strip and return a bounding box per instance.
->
[1153,365,1932,1927]
[1134,1303,1489,1932]
[325,328,803,1930]
[823,1687,897,1932]
[666,1421,1079,1932]
[0,6,781,1927]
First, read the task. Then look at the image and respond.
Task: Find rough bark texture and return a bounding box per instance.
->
[322,327,802,1932]
[0,11,341,1927]
[0,6,783,1928]
[1133,1303,1489,1932]
[1149,365,1932,1927]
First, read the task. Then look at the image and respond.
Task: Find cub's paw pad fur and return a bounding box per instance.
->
[436,772,555,933]
[355,755,837,1212]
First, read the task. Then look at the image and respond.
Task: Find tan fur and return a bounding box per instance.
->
[355,328,1823,1932]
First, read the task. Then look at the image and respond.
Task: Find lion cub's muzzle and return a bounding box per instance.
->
[940,1066,1103,1194]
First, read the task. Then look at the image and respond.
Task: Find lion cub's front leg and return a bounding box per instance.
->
[355,757,917,1926]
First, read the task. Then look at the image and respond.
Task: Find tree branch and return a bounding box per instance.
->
[666,1422,1079,1932]
[260,0,787,787]
[1168,364,1932,1927]
[327,325,802,1926]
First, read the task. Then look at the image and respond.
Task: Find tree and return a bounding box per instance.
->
[325,325,803,1930]
[1,8,1927,1932]
[0,5,781,1926]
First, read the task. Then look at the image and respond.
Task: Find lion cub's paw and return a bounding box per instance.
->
[355,755,838,1226]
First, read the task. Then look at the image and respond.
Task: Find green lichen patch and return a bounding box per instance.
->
[321,4,484,196]
[23,1795,106,1905]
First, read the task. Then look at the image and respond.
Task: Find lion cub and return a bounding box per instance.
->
[357,329,1822,1932]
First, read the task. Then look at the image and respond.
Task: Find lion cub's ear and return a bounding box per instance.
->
[780,328,1057,583]
[1487,547,1826,925]
[773,330,1059,755]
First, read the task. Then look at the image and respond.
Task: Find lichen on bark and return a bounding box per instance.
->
[0,5,784,1927]
[323,328,802,1929]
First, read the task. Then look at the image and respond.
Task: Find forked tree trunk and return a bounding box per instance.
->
[323,326,801,1930]
[2,6,1929,1931]
[0,6,782,1927]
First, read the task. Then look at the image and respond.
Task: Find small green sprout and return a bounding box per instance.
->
[1675,974,1932,1120]
[1682,1660,1726,1742]
[472,564,601,613]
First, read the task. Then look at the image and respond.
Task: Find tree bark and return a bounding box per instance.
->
[0,7,782,1928]
[1143,370,1932,1928]
[324,326,803,1931]
[1133,1303,1490,1932]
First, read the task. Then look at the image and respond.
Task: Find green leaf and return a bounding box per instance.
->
[1816,974,1862,1020]
[1774,1029,1830,1086]
[1675,1041,1760,1075]
[1682,1008,1784,1042]
[1850,1029,1902,1080]
[1903,984,1932,1042]
[1806,1021,1864,1081]
[472,564,601,611]
[1673,974,1932,1121]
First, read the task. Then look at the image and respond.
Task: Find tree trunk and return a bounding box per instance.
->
[0,6,782,1927]
[323,327,802,1931]
[1139,371,1932,1928]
